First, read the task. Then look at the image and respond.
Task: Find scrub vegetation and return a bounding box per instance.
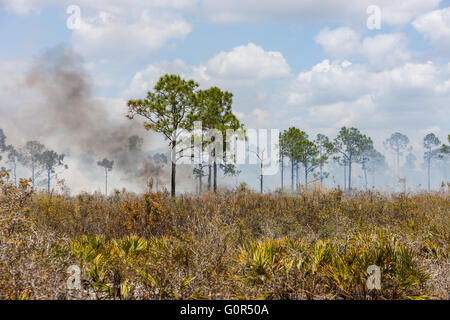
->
[1,172,448,300]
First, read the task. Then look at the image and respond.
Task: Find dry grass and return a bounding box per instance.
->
[0,172,448,300]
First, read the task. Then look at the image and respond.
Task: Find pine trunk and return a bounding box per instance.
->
[348,158,352,192]
[171,140,176,197]
[213,160,217,193]
[47,169,50,193]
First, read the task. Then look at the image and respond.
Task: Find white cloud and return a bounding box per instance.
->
[122,44,292,130]
[123,43,291,98]
[1,0,198,14]
[290,59,449,105]
[124,48,450,145]
[360,33,411,69]
[251,108,270,126]
[202,0,441,25]
[314,27,360,59]
[288,60,372,106]
[286,59,450,138]
[1,1,194,63]
[0,0,47,14]
[4,0,440,26]
[283,59,450,161]
[123,59,207,98]
[71,10,191,62]
[206,43,290,80]
[315,27,411,69]
[380,0,442,25]
[413,7,450,53]
[75,0,198,11]
[301,95,378,129]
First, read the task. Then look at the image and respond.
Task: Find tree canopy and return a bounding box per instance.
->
[127,74,199,196]
[334,127,373,191]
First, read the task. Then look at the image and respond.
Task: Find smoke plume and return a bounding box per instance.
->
[5,45,172,191]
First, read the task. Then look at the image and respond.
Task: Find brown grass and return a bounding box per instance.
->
[0,172,448,299]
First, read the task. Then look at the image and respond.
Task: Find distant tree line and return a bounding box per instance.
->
[278,127,449,193]
[1,74,449,196]
[0,130,67,192]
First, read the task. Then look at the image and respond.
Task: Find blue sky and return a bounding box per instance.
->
[0,0,449,192]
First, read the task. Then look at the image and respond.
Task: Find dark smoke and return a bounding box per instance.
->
[112,135,169,189]
[24,46,138,154]
[15,45,170,190]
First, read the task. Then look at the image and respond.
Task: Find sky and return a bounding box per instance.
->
[0,0,449,193]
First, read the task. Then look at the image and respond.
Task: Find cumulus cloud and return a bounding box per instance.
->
[201,0,441,25]
[123,43,291,98]
[292,95,378,131]
[286,59,450,147]
[315,27,411,69]
[360,33,411,69]
[72,10,191,61]
[121,43,292,129]
[0,0,47,14]
[288,60,371,106]
[413,7,450,54]
[4,0,440,26]
[123,39,449,140]
[380,0,442,25]
[122,59,207,98]
[1,0,198,14]
[251,108,270,126]
[0,0,194,63]
[314,27,360,60]
[289,59,449,107]
[206,43,290,80]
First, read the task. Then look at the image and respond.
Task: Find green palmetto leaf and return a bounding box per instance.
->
[181,275,196,290]
[135,267,156,287]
